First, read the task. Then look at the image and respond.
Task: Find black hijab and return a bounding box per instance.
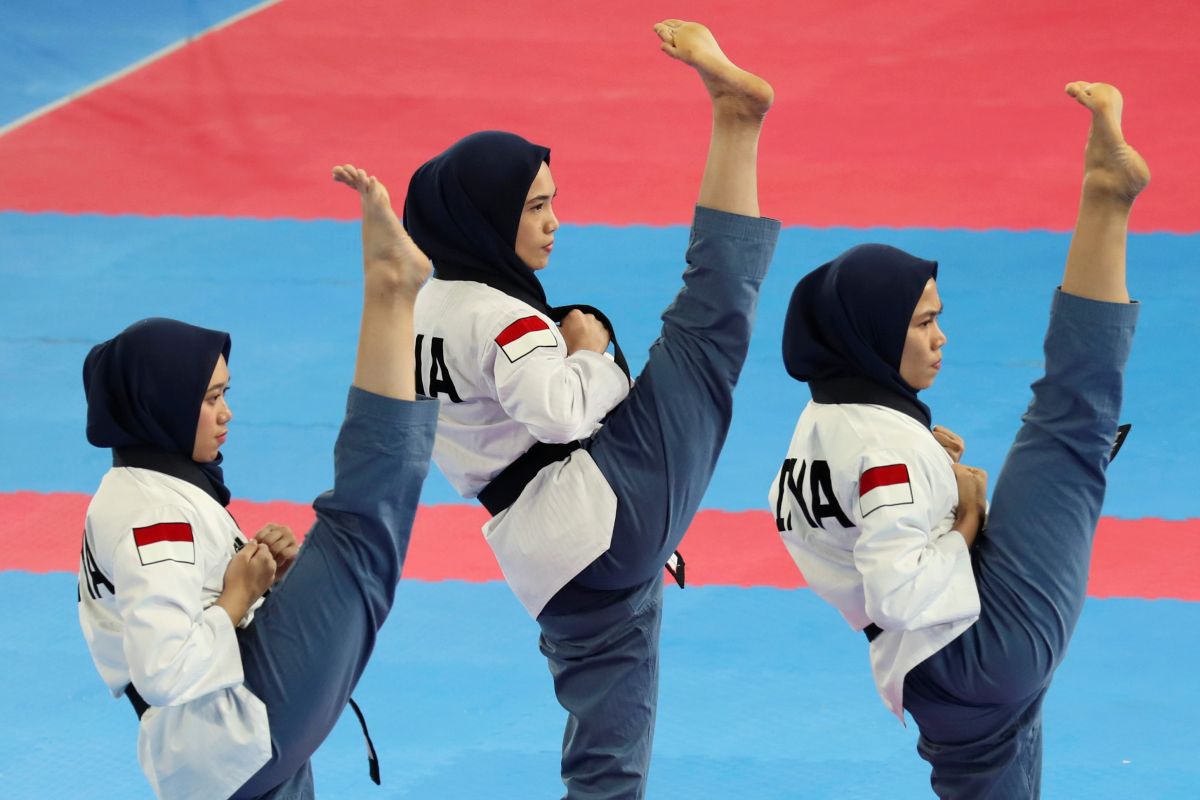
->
[83,317,232,506]
[782,244,938,427]
[404,130,553,314]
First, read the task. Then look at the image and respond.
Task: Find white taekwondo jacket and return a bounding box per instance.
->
[414,277,631,616]
[79,466,269,800]
[768,401,981,720]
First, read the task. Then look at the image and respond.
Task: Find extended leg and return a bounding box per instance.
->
[573,21,780,590]
[231,170,438,797]
[906,84,1148,798]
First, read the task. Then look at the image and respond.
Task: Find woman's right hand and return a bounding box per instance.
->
[560,309,610,354]
[951,462,988,548]
[216,541,277,625]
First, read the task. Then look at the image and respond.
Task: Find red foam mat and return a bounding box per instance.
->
[0,0,1194,231]
[6,491,1197,600]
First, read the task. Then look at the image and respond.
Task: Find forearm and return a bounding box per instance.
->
[215,586,255,627]
[953,505,984,548]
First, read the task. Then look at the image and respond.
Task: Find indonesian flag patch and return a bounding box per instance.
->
[859,464,914,517]
[496,316,557,363]
[133,522,196,566]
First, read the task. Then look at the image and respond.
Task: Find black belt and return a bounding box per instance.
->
[863,623,883,643]
[124,682,149,719]
[477,440,582,516]
[124,684,381,785]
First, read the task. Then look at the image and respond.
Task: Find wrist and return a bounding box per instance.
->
[954,508,982,537]
[216,588,252,625]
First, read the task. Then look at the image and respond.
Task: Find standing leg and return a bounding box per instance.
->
[536,21,780,800]
[538,578,664,800]
[905,83,1149,798]
[232,169,438,798]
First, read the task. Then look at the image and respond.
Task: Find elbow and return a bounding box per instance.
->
[864,596,919,632]
[528,417,590,444]
[128,665,186,707]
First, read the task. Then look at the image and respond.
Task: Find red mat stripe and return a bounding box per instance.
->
[5,491,1196,600]
[0,0,1194,231]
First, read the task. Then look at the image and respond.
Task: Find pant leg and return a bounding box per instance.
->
[906,290,1138,797]
[230,388,437,799]
[577,206,780,589]
[907,671,1046,799]
[538,578,663,800]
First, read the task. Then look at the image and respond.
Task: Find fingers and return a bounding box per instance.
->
[931,425,965,462]
[251,543,277,568]
[255,524,299,563]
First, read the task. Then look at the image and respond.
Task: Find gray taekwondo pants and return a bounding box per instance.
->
[903,290,1139,799]
[538,206,781,799]
[230,388,438,800]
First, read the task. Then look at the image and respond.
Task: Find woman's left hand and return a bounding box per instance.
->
[932,425,965,463]
[254,524,300,582]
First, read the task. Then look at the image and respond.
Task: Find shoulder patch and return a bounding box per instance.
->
[859,463,913,517]
[132,522,195,566]
[495,315,557,363]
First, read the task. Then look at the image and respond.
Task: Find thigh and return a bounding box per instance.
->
[906,677,1046,800]
[233,517,382,796]
[580,211,777,588]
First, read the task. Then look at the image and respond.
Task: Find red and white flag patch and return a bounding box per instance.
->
[496,316,557,363]
[133,522,195,566]
[859,464,913,517]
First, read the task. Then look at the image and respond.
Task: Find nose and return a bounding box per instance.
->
[220,400,233,424]
[545,207,559,234]
[933,322,947,349]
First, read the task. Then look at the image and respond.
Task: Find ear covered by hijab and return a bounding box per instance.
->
[403,131,552,314]
[83,317,232,505]
[782,243,938,427]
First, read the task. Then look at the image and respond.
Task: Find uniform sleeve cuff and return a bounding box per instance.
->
[346,385,441,425]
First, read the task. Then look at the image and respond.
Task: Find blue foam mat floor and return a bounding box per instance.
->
[4,574,1196,798]
[5,212,1199,518]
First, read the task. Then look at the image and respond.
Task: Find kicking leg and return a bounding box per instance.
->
[976,81,1148,670]
[1061,82,1150,304]
[232,168,438,797]
[570,21,780,591]
[654,19,773,218]
[906,84,1148,798]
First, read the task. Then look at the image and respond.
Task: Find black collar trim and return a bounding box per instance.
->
[112,446,228,507]
[809,376,931,428]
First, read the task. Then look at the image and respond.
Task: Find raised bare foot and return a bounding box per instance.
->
[1065,81,1150,203]
[654,19,773,119]
[332,164,432,297]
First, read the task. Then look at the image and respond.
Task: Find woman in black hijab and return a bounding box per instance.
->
[77,167,438,800]
[404,21,781,798]
[769,81,1148,799]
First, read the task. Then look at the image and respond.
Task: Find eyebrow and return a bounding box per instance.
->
[916,306,943,320]
[206,379,229,393]
[526,190,557,205]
